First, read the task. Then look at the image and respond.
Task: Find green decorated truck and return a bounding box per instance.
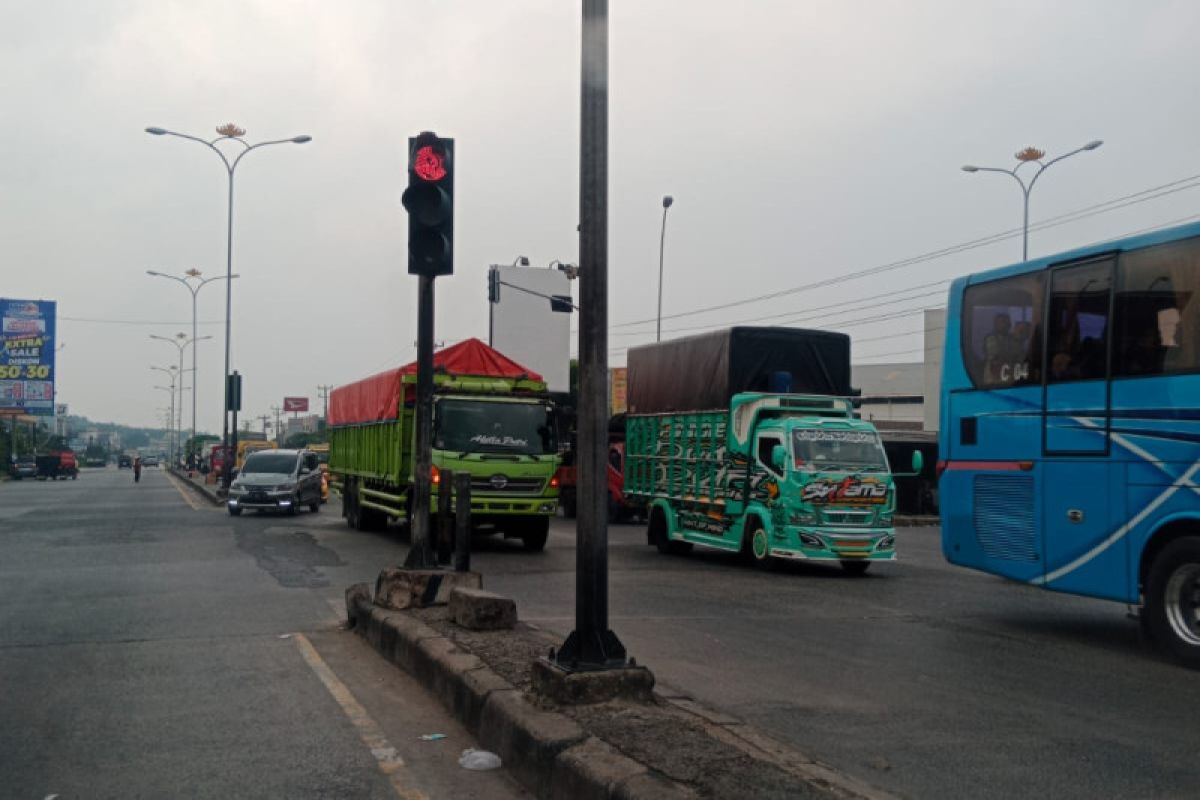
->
[328,339,559,551]
[623,327,919,574]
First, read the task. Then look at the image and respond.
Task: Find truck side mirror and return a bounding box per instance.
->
[771,444,788,473]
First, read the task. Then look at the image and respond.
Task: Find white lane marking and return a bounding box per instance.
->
[291,633,428,800]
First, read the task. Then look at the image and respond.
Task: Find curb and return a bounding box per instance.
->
[345,585,697,800]
[168,468,222,506]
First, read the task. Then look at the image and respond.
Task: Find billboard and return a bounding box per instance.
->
[609,367,627,415]
[283,396,309,412]
[0,298,56,416]
[489,265,570,393]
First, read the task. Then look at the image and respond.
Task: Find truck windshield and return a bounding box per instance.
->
[241,453,296,475]
[436,399,556,456]
[791,429,888,471]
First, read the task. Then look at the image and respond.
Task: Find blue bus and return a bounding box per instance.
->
[939,220,1200,667]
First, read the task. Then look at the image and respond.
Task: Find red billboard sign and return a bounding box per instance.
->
[283,396,309,413]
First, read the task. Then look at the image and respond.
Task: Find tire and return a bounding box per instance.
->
[841,560,871,577]
[650,509,692,555]
[286,500,298,516]
[310,500,320,513]
[607,496,623,525]
[1143,536,1200,668]
[741,519,772,568]
[228,506,242,517]
[520,516,550,552]
[561,492,577,519]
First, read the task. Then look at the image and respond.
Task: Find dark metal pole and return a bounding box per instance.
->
[454,471,471,573]
[556,0,627,670]
[221,169,235,489]
[437,468,454,564]
[405,273,439,569]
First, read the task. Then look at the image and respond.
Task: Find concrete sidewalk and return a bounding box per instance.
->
[169,467,224,505]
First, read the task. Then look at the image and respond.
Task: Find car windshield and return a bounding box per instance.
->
[435,399,556,456]
[791,429,888,471]
[241,453,297,475]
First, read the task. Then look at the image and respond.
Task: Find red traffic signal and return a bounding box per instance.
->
[402,132,454,277]
[414,146,447,182]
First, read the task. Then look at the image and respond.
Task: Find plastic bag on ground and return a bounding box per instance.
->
[458,749,502,770]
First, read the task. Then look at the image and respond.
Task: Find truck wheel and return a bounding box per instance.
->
[650,510,692,555]
[345,480,359,529]
[607,497,623,525]
[1143,536,1200,668]
[840,560,871,577]
[520,517,550,552]
[741,520,772,569]
[561,492,577,519]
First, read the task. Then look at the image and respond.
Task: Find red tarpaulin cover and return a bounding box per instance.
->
[328,338,544,426]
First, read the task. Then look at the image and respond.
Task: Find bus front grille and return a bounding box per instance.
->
[973,474,1036,561]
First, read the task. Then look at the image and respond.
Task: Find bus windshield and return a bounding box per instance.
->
[791,429,888,471]
[435,400,556,456]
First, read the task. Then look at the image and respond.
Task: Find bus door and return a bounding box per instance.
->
[1041,257,1114,593]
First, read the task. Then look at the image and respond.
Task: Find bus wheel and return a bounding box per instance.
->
[1144,537,1200,668]
[741,520,772,569]
[840,560,871,577]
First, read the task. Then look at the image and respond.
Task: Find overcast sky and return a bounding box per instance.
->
[3,1,1199,434]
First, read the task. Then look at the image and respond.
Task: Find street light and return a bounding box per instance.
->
[146,123,311,487]
[961,140,1103,260]
[656,195,674,342]
[151,365,178,460]
[147,269,239,450]
[151,333,212,464]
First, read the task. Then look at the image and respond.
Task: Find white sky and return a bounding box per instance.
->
[3,0,1199,433]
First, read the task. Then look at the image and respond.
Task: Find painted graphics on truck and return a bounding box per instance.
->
[622,327,911,575]
[327,339,559,551]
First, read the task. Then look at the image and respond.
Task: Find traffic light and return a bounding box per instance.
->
[402,132,455,276]
[488,267,500,303]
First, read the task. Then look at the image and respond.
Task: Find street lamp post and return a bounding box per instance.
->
[151,333,212,465]
[151,365,178,460]
[656,195,674,342]
[145,123,311,487]
[962,140,1103,260]
[147,269,239,451]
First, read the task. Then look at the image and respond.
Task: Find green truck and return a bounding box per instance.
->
[328,339,559,551]
[623,327,918,574]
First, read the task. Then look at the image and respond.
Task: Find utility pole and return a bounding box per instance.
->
[255,414,270,438]
[317,384,333,433]
[556,0,628,671]
[271,406,283,444]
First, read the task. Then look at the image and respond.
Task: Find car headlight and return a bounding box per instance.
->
[275,484,294,492]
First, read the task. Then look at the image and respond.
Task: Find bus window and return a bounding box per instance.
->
[1115,237,1200,377]
[1046,260,1112,383]
[961,272,1043,388]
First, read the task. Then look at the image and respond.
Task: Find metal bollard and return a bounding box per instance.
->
[437,469,454,565]
[454,471,471,573]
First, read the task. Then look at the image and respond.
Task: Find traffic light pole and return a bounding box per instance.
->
[405,273,439,569]
[556,0,627,670]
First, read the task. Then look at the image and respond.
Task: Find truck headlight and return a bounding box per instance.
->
[799,533,825,549]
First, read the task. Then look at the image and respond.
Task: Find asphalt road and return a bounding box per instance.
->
[0,468,527,800]
[10,469,1197,799]
[247,490,1199,800]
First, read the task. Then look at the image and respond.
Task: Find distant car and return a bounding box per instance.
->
[118,455,133,469]
[143,456,159,467]
[10,458,36,480]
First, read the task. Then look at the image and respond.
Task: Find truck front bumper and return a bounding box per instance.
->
[470,496,557,516]
[770,527,896,562]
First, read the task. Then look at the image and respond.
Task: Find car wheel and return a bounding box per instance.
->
[228,506,242,517]
[309,499,320,513]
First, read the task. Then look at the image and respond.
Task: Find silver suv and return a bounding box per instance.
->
[227,449,323,516]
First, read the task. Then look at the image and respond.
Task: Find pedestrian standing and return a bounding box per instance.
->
[133,456,142,484]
